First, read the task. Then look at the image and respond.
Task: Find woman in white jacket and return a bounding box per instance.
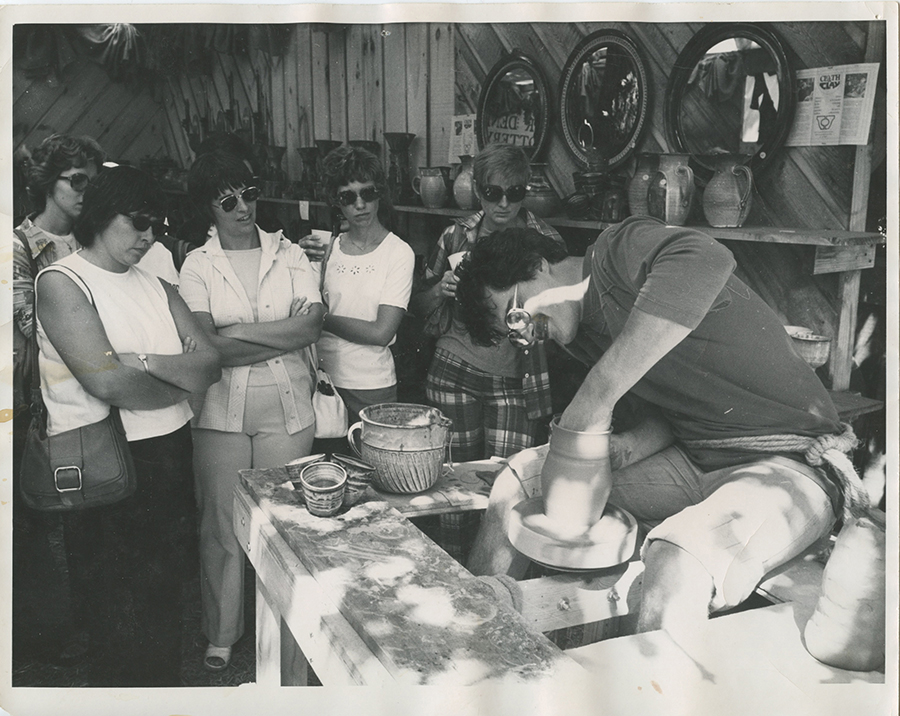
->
[180,151,324,672]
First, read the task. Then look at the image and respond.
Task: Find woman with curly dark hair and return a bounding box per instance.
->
[11,134,104,668]
[313,145,415,423]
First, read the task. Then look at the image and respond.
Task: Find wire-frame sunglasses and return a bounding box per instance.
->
[217,186,261,212]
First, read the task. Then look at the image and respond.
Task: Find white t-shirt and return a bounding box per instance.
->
[137,242,180,286]
[36,253,192,441]
[316,232,414,389]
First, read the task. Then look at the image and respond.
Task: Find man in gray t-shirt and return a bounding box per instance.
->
[454,217,850,639]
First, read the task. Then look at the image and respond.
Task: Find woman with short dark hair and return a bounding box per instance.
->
[35,165,221,686]
[313,145,415,422]
[180,151,324,672]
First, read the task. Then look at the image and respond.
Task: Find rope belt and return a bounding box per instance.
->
[682,423,869,523]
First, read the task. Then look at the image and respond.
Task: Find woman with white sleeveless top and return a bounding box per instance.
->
[34,166,221,686]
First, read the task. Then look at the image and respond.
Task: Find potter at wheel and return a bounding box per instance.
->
[507,420,637,571]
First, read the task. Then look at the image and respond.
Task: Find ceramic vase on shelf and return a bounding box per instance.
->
[453,155,477,210]
[413,167,451,209]
[703,153,753,228]
[522,164,560,218]
[627,152,658,216]
[314,139,343,201]
[296,147,319,200]
[601,175,629,223]
[647,153,695,226]
[384,132,416,205]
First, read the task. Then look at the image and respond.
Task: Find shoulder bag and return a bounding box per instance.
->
[309,235,349,439]
[20,264,137,511]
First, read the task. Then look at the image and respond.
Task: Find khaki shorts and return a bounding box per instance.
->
[504,443,838,611]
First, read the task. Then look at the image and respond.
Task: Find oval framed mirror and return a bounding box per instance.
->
[664,23,796,183]
[476,50,552,160]
[558,29,650,169]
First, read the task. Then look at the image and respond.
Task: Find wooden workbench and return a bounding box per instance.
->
[234,463,576,686]
[235,463,886,712]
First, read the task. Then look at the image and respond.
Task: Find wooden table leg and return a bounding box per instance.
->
[255,575,282,687]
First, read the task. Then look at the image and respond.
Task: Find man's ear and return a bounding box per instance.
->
[537,257,550,274]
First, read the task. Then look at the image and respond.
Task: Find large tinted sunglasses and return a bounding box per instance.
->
[335,186,380,206]
[217,186,260,212]
[126,212,166,235]
[480,183,527,204]
[57,173,92,192]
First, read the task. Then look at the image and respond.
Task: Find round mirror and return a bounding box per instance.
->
[559,29,650,169]
[664,23,796,182]
[476,51,552,160]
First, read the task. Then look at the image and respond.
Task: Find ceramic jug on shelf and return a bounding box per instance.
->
[627,152,658,216]
[453,155,477,210]
[647,153,695,226]
[413,167,451,209]
[522,163,560,218]
[703,154,754,228]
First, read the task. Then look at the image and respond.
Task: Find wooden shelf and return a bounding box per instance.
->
[828,390,885,422]
[162,190,883,248]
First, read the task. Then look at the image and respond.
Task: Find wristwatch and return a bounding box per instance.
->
[138,354,150,373]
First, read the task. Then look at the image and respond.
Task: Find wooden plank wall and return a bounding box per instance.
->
[13,58,169,165]
[454,21,873,233]
[157,23,455,184]
[455,21,882,343]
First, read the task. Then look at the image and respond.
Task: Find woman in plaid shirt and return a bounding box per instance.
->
[410,144,566,462]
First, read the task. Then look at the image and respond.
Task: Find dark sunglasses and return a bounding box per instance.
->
[335,186,380,206]
[126,213,166,235]
[480,183,527,204]
[57,173,92,192]
[217,186,260,212]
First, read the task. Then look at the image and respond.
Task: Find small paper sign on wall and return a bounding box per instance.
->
[785,63,880,146]
[449,114,477,163]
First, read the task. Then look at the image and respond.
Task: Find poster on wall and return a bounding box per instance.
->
[449,114,477,161]
[785,62,880,145]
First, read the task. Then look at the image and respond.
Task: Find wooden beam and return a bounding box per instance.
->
[828,20,885,390]
[813,245,877,274]
[428,23,454,166]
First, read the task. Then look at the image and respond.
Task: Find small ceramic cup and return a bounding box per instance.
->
[299,462,347,517]
[286,453,327,488]
[331,453,377,507]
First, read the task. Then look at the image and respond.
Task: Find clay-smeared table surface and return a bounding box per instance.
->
[239,466,580,685]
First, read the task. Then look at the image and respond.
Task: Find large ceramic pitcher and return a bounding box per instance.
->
[647,153,695,226]
[413,167,451,209]
[347,403,452,494]
[703,154,754,227]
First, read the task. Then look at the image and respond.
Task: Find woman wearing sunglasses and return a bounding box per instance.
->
[34,166,222,685]
[411,143,566,463]
[315,146,415,424]
[12,133,105,668]
[180,151,324,672]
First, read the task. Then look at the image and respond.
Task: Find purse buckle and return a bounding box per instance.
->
[54,466,83,492]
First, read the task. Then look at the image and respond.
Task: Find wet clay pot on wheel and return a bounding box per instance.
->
[541,418,613,536]
[647,153,695,226]
[703,154,754,228]
[413,167,451,209]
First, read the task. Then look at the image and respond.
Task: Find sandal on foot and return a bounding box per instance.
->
[203,644,232,672]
